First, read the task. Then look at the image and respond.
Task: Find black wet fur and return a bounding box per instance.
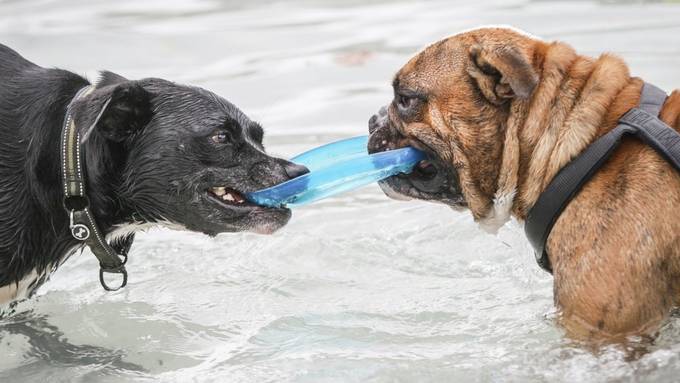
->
[0,43,307,294]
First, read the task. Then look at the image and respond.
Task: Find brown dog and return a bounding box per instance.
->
[368,26,680,343]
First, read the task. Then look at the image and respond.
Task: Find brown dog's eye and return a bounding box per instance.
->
[397,94,419,111]
[211,131,228,144]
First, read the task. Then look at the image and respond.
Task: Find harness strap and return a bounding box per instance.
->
[525,83,679,273]
[61,85,128,291]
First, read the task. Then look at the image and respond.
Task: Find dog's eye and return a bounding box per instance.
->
[211,131,229,144]
[397,94,420,111]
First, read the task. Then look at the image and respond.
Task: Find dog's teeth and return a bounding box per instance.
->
[213,187,226,196]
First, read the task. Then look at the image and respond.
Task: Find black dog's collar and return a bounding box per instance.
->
[525,83,680,273]
[61,85,129,291]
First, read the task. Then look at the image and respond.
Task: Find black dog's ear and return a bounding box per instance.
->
[72,80,152,143]
[467,44,538,105]
[97,70,129,87]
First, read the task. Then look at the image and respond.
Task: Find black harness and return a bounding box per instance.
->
[525,83,680,273]
[61,85,129,291]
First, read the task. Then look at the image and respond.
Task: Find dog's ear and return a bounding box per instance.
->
[97,70,129,87]
[467,44,538,105]
[72,78,152,143]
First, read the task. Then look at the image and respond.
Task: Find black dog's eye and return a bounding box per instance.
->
[211,131,229,144]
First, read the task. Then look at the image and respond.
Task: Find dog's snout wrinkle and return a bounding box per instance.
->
[368,105,401,154]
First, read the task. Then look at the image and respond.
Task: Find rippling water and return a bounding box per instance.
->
[2,0,680,381]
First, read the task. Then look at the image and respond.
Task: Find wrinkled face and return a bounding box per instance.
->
[367,28,538,217]
[76,76,307,235]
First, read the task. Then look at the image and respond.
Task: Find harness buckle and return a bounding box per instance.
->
[99,265,128,291]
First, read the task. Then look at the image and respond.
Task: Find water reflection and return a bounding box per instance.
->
[0,310,145,379]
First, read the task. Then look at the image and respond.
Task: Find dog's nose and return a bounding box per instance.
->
[368,106,388,134]
[284,162,309,180]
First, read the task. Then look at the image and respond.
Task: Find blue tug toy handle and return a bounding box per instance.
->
[291,135,369,171]
[246,135,425,207]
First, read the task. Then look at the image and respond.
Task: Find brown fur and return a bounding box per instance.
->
[388,27,680,342]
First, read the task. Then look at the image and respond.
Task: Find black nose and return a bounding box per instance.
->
[368,106,388,134]
[284,162,309,179]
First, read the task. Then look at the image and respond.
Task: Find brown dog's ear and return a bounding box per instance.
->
[467,44,538,105]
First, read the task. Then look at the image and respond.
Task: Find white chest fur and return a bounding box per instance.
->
[0,268,44,305]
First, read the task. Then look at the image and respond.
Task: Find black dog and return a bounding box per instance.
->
[0,44,307,304]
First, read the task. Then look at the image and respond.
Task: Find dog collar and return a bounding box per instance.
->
[525,83,680,273]
[61,85,129,291]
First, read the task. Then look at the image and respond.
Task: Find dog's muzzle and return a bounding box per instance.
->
[367,106,464,206]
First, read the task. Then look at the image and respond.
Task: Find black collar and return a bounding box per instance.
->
[525,83,680,273]
[61,85,129,291]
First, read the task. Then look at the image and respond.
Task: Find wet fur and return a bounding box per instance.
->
[371,27,680,342]
[0,43,301,304]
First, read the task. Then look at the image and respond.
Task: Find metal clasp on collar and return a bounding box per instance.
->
[69,210,90,241]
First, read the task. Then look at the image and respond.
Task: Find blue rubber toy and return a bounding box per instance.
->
[245,135,425,207]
